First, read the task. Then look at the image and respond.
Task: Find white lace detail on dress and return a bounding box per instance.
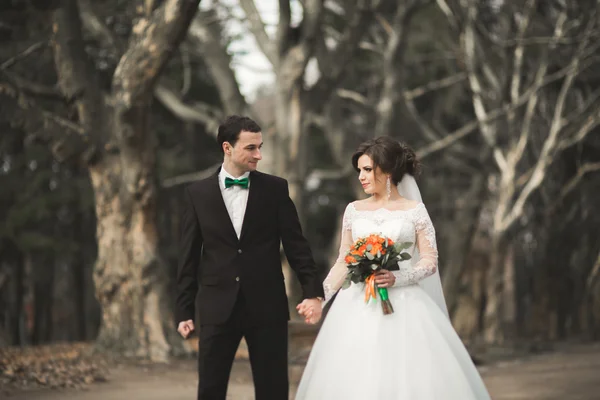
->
[412,203,437,251]
[322,202,439,302]
[341,203,355,230]
[391,203,438,287]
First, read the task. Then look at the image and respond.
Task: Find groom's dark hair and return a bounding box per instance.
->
[217,115,262,152]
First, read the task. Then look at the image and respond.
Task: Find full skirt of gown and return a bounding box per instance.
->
[295,283,491,400]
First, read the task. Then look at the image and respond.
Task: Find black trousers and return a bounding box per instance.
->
[197,292,289,400]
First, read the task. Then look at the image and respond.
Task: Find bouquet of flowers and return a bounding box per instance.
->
[342,234,412,315]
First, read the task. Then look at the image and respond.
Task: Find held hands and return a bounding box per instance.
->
[177,320,195,339]
[296,298,323,325]
[374,269,396,288]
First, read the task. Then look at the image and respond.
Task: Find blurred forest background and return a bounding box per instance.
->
[1,0,599,363]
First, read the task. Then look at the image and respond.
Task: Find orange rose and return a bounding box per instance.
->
[345,255,355,264]
[370,243,383,256]
[358,244,368,255]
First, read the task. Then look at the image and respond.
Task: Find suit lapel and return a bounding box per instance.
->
[239,171,260,242]
[207,171,239,243]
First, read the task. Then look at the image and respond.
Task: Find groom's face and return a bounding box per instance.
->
[229,131,263,172]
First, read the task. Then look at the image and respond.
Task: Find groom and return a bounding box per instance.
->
[175,115,324,400]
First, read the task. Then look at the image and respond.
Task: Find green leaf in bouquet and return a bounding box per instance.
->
[342,275,352,290]
[386,263,400,271]
[400,252,412,260]
[366,244,373,251]
[370,264,378,271]
[351,274,362,284]
[366,252,374,260]
[382,253,389,265]
[393,242,413,252]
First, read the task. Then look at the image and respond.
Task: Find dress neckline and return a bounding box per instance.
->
[349,202,424,213]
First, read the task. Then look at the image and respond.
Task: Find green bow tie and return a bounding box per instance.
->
[225,176,249,189]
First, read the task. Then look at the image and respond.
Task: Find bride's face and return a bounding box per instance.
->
[357,154,387,196]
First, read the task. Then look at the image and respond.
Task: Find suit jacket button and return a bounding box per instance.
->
[237,249,242,254]
[235,277,240,282]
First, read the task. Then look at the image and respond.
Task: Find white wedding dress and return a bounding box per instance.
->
[295,202,491,400]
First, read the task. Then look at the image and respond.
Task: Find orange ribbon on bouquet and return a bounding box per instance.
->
[364,274,377,303]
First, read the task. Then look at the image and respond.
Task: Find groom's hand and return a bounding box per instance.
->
[296,298,323,324]
[177,320,195,338]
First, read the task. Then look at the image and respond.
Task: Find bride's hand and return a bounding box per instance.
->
[297,298,323,324]
[374,270,395,288]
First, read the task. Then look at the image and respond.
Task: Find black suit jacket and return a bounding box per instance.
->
[175,170,324,326]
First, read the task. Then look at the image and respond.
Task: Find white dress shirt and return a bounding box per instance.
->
[219,165,250,238]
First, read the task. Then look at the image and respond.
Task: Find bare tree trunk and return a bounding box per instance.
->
[90,155,174,359]
[483,234,508,343]
[584,251,600,339]
[4,242,25,345]
[72,205,88,340]
[31,256,54,344]
[49,0,201,360]
[442,172,488,315]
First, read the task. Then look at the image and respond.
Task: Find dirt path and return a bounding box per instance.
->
[4,343,600,400]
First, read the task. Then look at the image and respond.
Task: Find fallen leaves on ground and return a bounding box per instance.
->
[0,342,108,390]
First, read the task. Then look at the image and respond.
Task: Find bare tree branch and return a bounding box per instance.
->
[180,44,192,95]
[154,84,222,134]
[188,12,249,116]
[336,88,370,106]
[78,0,122,53]
[299,0,325,43]
[277,0,325,89]
[404,98,442,142]
[239,0,278,66]
[325,1,376,83]
[276,0,291,53]
[310,1,379,103]
[161,162,221,187]
[1,81,89,161]
[111,0,202,108]
[508,11,567,172]
[52,0,108,161]
[374,1,423,137]
[404,72,467,100]
[41,110,86,135]
[500,15,597,232]
[416,38,600,159]
[435,0,458,31]
[547,162,600,214]
[0,41,47,70]
[509,0,536,110]
[557,112,600,151]
[1,69,63,98]
[476,20,600,47]
[585,251,600,296]
[463,5,506,170]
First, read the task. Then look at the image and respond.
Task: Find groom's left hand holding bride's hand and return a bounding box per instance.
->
[296,298,323,324]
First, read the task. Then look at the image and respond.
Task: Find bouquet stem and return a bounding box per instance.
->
[377,286,394,315]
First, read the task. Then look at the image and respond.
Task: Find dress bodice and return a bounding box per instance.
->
[345,204,424,257]
[323,202,439,302]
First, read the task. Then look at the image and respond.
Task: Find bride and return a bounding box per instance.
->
[295,137,491,399]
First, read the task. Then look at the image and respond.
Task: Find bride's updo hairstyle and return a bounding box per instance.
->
[351,136,421,185]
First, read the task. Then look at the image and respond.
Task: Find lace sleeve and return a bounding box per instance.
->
[392,203,438,287]
[322,203,354,304]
